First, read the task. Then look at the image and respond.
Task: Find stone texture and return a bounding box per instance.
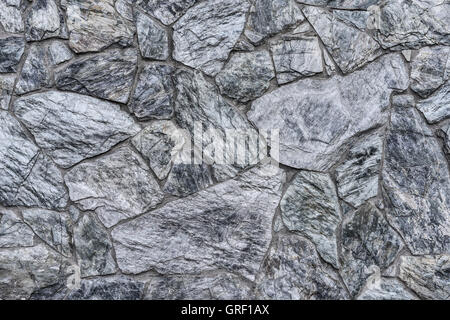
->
[340,203,403,296]
[410,46,450,98]
[65,146,164,228]
[416,81,450,124]
[215,50,274,102]
[15,45,52,95]
[0,75,15,110]
[0,209,34,248]
[135,11,169,60]
[0,111,68,209]
[111,164,284,280]
[303,6,381,74]
[270,36,323,84]
[335,131,383,207]
[245,0,304,44]
[48,41,73,65]
[248,54,409,171]
[280,171,341,268]
[129,64,175,120]
[66,0,135,52]
[0,36,25,73]
[139,0,197,26]
[297,0,380,9]
[382,95,450,255]
[399,255,450,300]
[25,0,67,41]
[74,213,116,277]
[256,234,348,299]
[146,273,253,300]
[357,274,417,300]
[55,48,137,103]
[173,0,250,76]
[13,91,140,168]
[0,0,24,33]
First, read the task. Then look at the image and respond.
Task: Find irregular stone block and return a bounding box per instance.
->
[416,81,450,124]
[48,41,73,65]
[0,0,24,33]
[0,36,25,73]
[135,11,169,60]
[140,0,197,25]
[0,75,15,110]
[0,210,34,248]
[15,45,52,95]
[25,0,67,41]
[357,274,417,300]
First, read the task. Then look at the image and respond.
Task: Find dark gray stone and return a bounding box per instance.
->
[0,36,25,73]
[15,45,52,95]
[135,11,169,60]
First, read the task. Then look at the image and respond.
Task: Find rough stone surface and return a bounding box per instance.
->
[357,274,417,300]
[256,234,348,299]
[135,11,169,60]
[173,0,250,76]
[0,209,34,248]
[0,36,25,73]
[382,95,450,255]
[281,171,341,268]
[248,54,409,171]
[139,0,197,26]
[0,0,24,33]
[13,91,140,168]
[25,0,66,41]
[65,146,164,228]
[0,75,15,110]
[399,255,450,300]
[15,45,52,95]
[48,41,73,65]
[416,81,450,124]
[215,50,274,102]
[55,48,137,103]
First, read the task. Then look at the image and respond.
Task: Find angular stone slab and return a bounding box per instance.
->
[0,210,34,248]
[135,11,169,60]
[0,36,25,73]
[140,0,197,25]
[416,81,450,124]
[0,75,15,110]
[15,45,52,95]
[25,0,67,41]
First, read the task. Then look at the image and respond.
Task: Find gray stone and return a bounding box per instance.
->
[25,0,66,41]
[441,123,450,154]
[0,111,68,209]
[0,210,34,248]
[74,213,116,277]
[65,146,164,228]
[340,203,404,296]
[416,81,450,124]
[0,0,24,33]
[13,91,140,168]
[256,234,348,299]
[0,36,25,73]
[55,48,137,103]
[111,164,284,280]
[399,255,450,300]
[173,0,250,76]
[140,0,197,25]
[303,6,381,74]
[280,171,341,267]
[215,50,275,102]
[66,0,135,52]
[357,273,417,300]
[374,0,450,50]
[163,163,214,197]
[410,46,450,98]
[48,41,73,65]
[382,95,450,255]
[135,11,169,60]
[245,0,304,44]
[333,10,370,30]
[146,273,253,300]
[15,45,52,95]
[22,208,72,257]
[335,131,382,207]
[129,64,175,120]
[296,0,380,9]
[248,54,409,171]
[0,75,15,110]
[0,244,70,299]
[270,36,323,84]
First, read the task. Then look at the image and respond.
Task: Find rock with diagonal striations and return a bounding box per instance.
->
[416,81,450,124]
[0,0,24,33]
[296,0,380,9]
[0,36,25,73]
[135,11,169,60]
[0,75,15,110]
[48,41,73,65]
[0,210,34,248]
[139,0,197,25]
[248,54,409,171]
[13,91,140,168]
[25,0,67,41]
[357,274,417,300]
[15,45,52,95]
[65,146,164,228]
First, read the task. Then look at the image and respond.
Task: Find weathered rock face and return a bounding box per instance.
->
[25,0,67,41]
[0,75,15,110]
[357,274,417,300]
[55,49,137,103]
[281,171,341,268]
[248,54,409,171]
[0,0,24,33]
[135,11,169,60]
[139,0,197,26]
[66,0,135,52]
[0,36,25,73]
[15,45,52,95]
[416,81,450,124]
[0,209,34,248]
[48,41,73,65]
[256,234,348,299]
[399,255,450,300]
[173,0,250,76]
[13,91,140,168]
[382,95,450,255]
[65,146,164,228]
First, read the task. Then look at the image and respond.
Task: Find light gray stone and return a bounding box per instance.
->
[135,11,169,60]
[13,91,140,168]
[382,95,450,255]
[15,45,52,95]
[25,0,66,41]
[270,35,323,84]
[139,0,197,25]
[296,0,380,9]
[115,0,134,21]
[248,54,409,171]
[74,213,116,277]
[0,0,24,33]
[173,0,250,76]
[399,255,450,300]
[256,234,348,299]
[129,64,175,120]
[111,164,284,280]
[215,50,275,102]
[55,48,137,103]
[0,75,15,110]
[0,36,25,73]
[0,210,34,248]
[281,171,341,267]
[65,146,164,228]
[303,6,381,74]
[417,81,450,124]
[357,273,417,300]
[245,0,304,44]
[441,123,450,154]
[66,0,135,52]
[48,41,73,65]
